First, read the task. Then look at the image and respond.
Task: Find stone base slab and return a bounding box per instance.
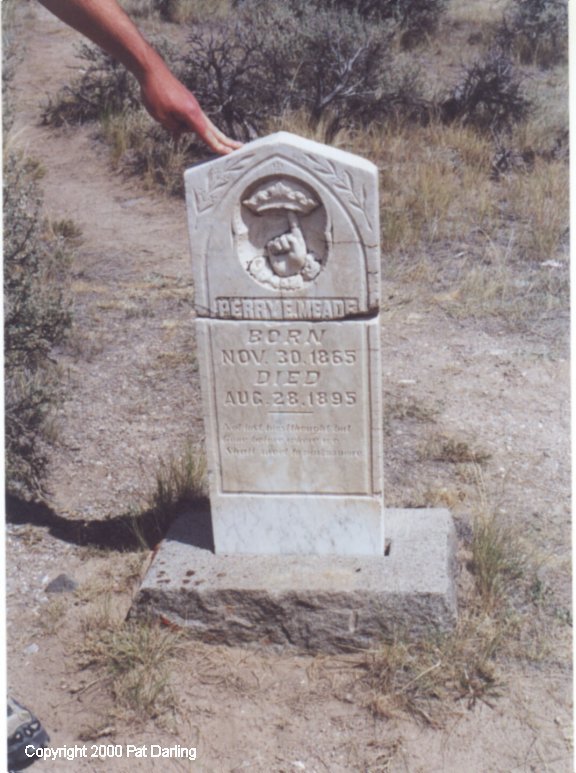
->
[131,508,458,653]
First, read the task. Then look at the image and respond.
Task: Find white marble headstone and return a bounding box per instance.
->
[185,132,383,555]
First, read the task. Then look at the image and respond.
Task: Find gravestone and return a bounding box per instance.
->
[131,133,457,651]
[185,132,383,555]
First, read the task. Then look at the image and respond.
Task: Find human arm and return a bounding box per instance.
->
[37,0,241,154]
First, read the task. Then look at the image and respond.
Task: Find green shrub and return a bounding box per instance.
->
[121,0,232,22]
[181,4,424,141]
[4,152,72,499]
[41,43,141,126]
[439,54,530,133]
[235,0,448,46]
[2,0,19,134]
[497,0,568,68]
[42,4,428,156]
[119,0,163,18]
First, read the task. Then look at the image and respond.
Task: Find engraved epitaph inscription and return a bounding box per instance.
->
[185,133,383,555]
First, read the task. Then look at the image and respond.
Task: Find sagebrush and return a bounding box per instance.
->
[3,152,73,499]
[497,0,568,67]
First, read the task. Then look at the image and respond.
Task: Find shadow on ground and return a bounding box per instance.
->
[5,494,212,552]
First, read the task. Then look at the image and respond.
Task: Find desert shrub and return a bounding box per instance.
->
[334,0,447,46]
[120,0,159,17]
[42,43,141,126]
[160,0,232,21]
[234,0,448,46]
[2,0,20,134]
[497,0,568,68]
[121,0,232,21]
[43,3,428,151]
[181,4,426,141]
[4,152,72,499]
[121,0,182,19]
[439,54,530,132]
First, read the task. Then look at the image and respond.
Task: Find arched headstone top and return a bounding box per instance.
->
[185,132,380,321]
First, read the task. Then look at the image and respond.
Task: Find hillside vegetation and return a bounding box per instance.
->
[42,0,568,332]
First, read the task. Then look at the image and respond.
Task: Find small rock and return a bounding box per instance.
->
[24,643,39,655]
[45,574,78,594]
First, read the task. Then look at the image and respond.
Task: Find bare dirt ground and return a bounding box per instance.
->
[5,5,572,772]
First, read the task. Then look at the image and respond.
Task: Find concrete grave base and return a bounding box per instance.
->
[131,507,458,653]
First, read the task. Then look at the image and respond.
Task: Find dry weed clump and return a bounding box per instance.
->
[128,442,207,548]
[79,603,184,721]
[360,612,504,724]
[502,158,569,262]
[149,442,207,515]
[439,53,530,132]
[101,110,197,195]
[420,432,491,466]
[384,394,440,424]
[467,466,527,612]
[356,467,535,725]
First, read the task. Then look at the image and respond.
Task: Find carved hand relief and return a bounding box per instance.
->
[235,178,328,291]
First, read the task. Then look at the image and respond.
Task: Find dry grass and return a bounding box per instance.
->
[420,432,491,465]
[356,465,532,724]
[503,158,569,262]
[266,108,358,149]
[128,441,207,548]
[149,441,207,515]
[370,122,496,253]
[101,110,196,196]
[74,553,183,722]
[79,604,184,721]
[47,217,83,242]
[384,394,440,424]
[360,611,505,725]
[466,466,527,613]
[36,596,67,636]
[361,114,568,329]
[431,229,569,327]
[446,0,509,27]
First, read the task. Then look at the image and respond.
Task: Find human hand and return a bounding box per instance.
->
[266,212,307,277]
[139,63,242,155]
